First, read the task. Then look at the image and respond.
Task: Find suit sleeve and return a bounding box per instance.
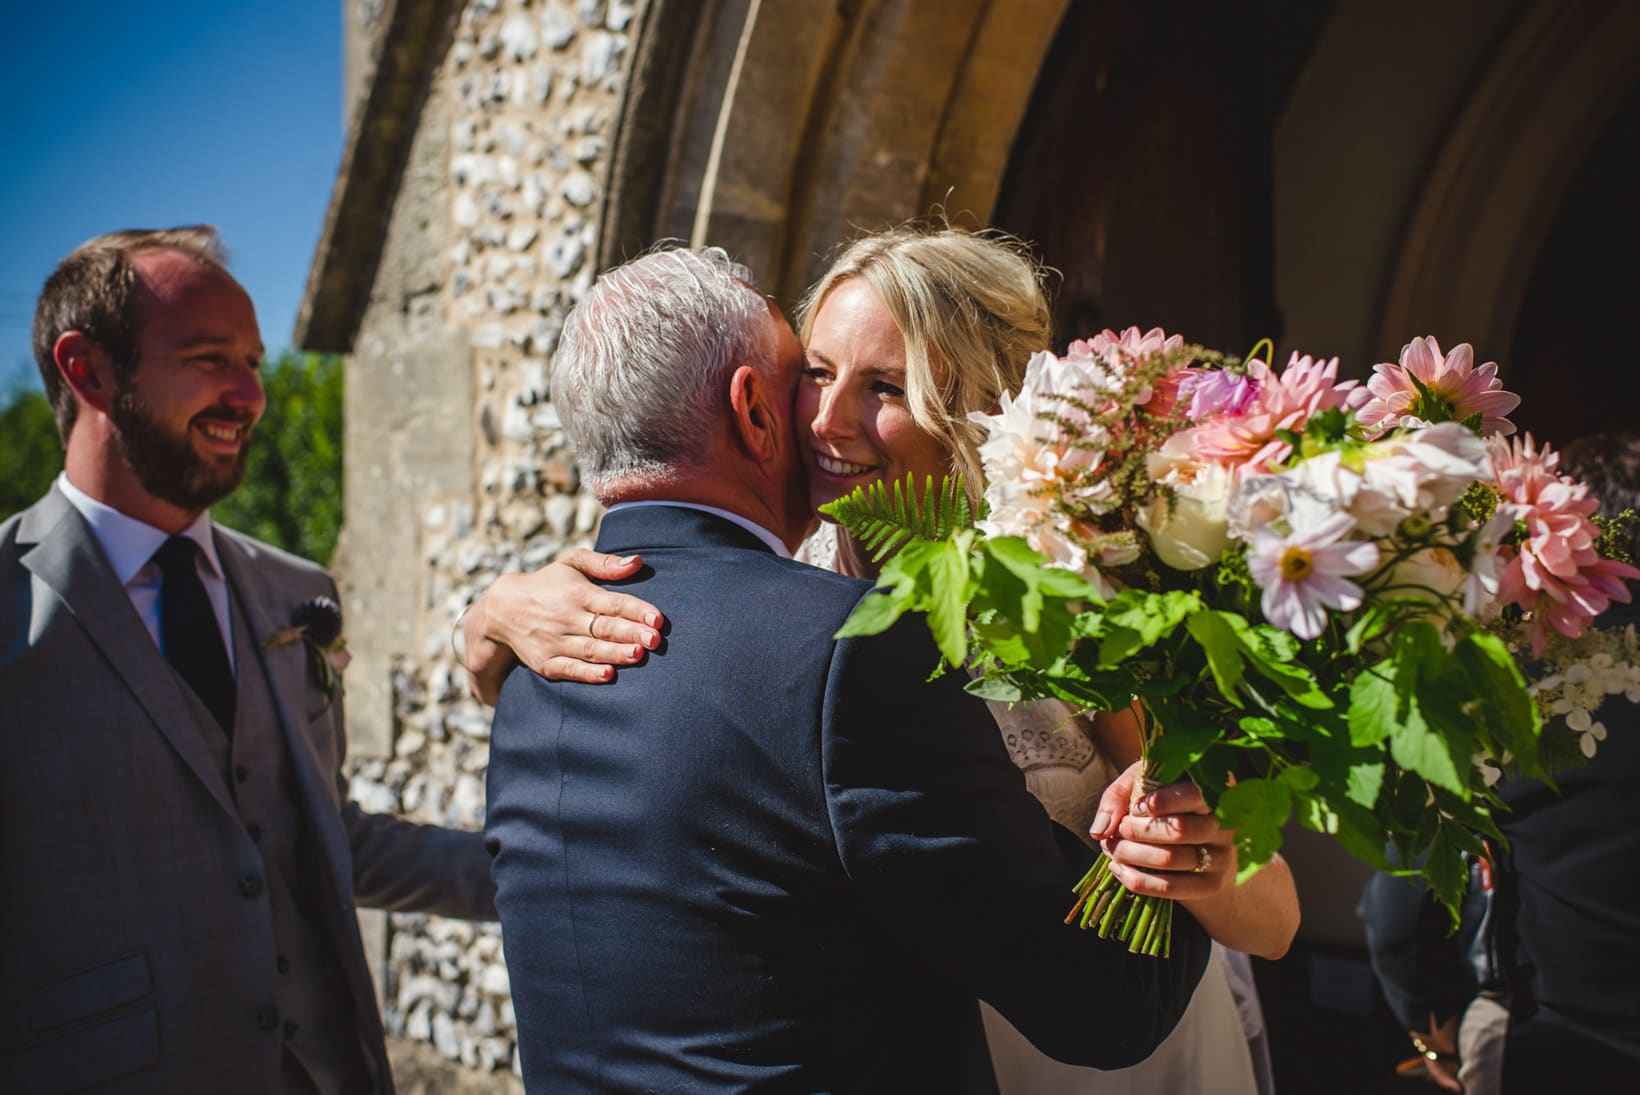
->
[313,580,498,920]
[1358,864,1482,1031]
[821,609,1209,1068]
[342,787,498,920]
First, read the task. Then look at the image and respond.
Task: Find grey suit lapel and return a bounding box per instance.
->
[19,488,239,820]
[216,532,355,902]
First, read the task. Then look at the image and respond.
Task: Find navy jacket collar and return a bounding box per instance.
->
[594,504,780,557]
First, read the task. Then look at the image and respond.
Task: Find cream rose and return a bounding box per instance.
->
[1139,433,1231,570]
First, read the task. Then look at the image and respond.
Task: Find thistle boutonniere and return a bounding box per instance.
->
[262,596,351,700]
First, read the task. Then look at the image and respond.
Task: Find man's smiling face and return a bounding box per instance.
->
[110,248,267,513]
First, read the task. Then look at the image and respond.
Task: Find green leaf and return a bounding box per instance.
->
[1389,699,1470,797]
[1348,665,1399,747]
[1320,796,1395,871]
[926,535,973,666]
[1229,618,1332,709]
[1144,700,1225,784]
[1424,821,1468,927]
[969,617,1034,665]
[1309,717,1386,808]
[1103,590,1201,647]
[1237,716,1282,740]
[818,473,974,561]
[1454,632,1541,773]
[1217,778,1291,873]
[1187,610,1246,704]
[835,590,912,637]
[1344,601,1397,655]
[1386,770,1429,847]
[1278,766,1319,793]
[965,675,1029,702]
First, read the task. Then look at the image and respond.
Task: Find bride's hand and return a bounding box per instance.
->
[1091,760,1299,959]
[1093,763,1235,902]
[462,549,665,704]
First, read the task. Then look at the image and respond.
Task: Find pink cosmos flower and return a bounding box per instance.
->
[1489,434,1639,652]
[1357,336,1520,437]
[1247,510,1381,640]
[1193,353,1365,478]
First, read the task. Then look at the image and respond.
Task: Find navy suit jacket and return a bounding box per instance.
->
[486,506,1209,1092]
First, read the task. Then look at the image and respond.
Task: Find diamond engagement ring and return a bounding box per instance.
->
[1193,845,1212,874]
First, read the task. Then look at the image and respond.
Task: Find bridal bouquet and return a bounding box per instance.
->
[821,329,1639,956]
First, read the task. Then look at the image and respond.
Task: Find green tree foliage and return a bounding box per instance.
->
[0,382,63,520]
[0,353,342,563]
[216,352,344,565]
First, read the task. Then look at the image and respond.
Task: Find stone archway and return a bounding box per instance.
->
[1374,0,1640,371]
[597,0,1069,302]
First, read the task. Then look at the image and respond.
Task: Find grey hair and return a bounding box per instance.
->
[551,245,776,493]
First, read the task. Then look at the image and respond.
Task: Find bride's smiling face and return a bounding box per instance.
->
[797,278,950,518]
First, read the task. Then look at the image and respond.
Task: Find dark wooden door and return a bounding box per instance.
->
[993,0,1327,357]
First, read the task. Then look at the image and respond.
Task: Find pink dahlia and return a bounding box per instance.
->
[1247,510,1381,640]
[1194,353,1364,478]
[1065,326,1188,410]
[1357,336,1520,437]
[1087,325,1184,363]
[1489,434,1639,652]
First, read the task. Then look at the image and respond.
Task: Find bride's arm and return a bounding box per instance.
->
[1091,761,1300,960]
[1084,705,1143,770]
[461,549,665,705]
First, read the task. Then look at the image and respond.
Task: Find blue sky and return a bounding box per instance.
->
[0,2,342,392]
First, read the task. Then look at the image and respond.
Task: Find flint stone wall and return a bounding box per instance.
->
[334,0,637,1076]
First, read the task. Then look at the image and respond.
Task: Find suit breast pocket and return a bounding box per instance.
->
[4,950,161,1092]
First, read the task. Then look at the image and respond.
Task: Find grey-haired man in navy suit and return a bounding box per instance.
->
[484,246,1219,1093]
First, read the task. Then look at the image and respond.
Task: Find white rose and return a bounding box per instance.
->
[1138,489,1229,570]
[1140,435,1231,570]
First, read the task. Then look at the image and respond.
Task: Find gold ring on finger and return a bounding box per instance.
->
[1193,845,1212,874]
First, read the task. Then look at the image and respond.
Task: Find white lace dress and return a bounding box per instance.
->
[802,526,1260,1094]
[977,699,1258,1095]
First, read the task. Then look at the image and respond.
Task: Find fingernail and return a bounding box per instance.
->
[1090,811,1112,838]
[630,645,643,659]
[642,630,659,648]
[620,555,639,566]
[645,612,661,627]
[1132,796,1151,817]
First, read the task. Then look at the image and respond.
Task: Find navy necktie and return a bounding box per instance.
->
[154,536,236,734]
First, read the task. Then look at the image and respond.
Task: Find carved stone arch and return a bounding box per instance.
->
[597,0,1069,305]
[1375,0,1640,372]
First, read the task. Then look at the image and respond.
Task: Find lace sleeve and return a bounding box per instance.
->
[794,522,839,570]
[985,698,1118,845]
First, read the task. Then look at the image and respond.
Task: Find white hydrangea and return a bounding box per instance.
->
[1526,626,1640,759]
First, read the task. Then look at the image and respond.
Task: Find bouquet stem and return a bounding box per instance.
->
[1065,768,1175,957]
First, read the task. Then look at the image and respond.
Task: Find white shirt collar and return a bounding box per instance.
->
[56,473,223,583]
[605,501,792,559]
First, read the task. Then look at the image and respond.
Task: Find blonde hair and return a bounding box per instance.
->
[796,224,1053,507]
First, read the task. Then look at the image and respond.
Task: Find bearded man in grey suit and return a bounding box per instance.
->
[0,227,496,1094]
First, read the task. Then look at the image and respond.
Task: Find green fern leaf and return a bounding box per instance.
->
[818,474,974,562]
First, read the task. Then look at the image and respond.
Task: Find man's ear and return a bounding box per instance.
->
[53,332,115,416]
[727,364,780,465]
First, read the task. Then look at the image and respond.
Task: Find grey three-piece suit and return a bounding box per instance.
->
[0,486,495,1093]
